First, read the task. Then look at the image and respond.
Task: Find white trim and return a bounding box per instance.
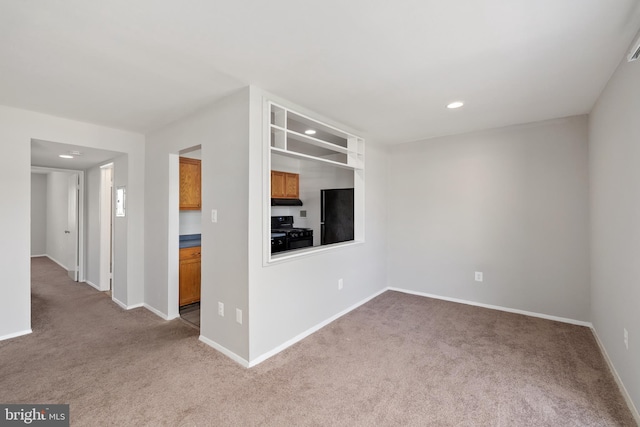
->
[111,297,144,311]
[167,153,180,321]
[112,297,127,309]
[143,303,178,321]
[199,335,250,368]
[46,254,69,271]
[248,287,387,367]
[591,327,640,424]
[31,254,47,258]
[267,240,364,265]
[263,97,366,267]
[99,163,114,293]
[388,287,593,327]
[85,280,100,291]
[0,329,32,341]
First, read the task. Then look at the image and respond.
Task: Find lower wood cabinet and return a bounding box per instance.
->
[179,246,201,306]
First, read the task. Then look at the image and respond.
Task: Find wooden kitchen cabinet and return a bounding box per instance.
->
[271,170,299,199]
[179,157,201,210]
[179,246,201,306]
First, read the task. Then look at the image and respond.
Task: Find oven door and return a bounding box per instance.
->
[287,236,313,251]
[271,236,287,253]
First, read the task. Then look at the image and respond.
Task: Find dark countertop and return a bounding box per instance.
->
[179,234,201,248]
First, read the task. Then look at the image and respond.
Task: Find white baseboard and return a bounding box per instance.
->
[591,328,640,424]
[388,287,593,327]
[0,329,32,341]
[143,304,171,320]
[85,280,111,292]
[199,335,249,368]
[248,287,388,367]
[45,255,69,271]
[112,297,128,310]
[31,254,46,258]
[85,280,100,291]
[111,297,143,311]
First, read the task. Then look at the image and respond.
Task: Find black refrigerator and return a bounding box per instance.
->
[321,188,354,245]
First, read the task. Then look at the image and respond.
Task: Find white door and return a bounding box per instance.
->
[66,173,79,281]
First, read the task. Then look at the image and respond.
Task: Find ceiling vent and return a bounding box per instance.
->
[628,34,640,62]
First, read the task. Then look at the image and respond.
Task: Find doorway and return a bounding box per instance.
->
[174,146,202,328]
[66,172,80,281]
[31,168,85,281]
[30,139,125,312]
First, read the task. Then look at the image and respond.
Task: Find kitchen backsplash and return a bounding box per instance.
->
[271,206,310,228]
[180,210,202,235]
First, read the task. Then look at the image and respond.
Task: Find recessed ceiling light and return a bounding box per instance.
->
[59,154,74,159]
[447,101,464,109]
[304,129,316,135]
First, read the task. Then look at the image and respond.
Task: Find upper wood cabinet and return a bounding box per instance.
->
[271,170,299,199]
[180,157,201,210]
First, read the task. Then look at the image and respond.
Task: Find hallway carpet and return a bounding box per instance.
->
[0,257,635,426]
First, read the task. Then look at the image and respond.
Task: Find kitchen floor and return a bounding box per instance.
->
[180,302,200,328]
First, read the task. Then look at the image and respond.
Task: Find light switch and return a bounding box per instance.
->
[211,209,218,223]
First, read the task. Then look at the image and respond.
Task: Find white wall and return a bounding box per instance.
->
[30,173,47,256]
[45,171,74,269]
[247,87,389,363]
[388,115,590,322]
[179,211,202,235]
[112,154,129,305]
[589,49,640,413]
[0,105,144,340]
[146,86,389,364]
[145,88,250,360]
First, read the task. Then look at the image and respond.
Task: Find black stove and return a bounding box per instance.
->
[271,216,313,253]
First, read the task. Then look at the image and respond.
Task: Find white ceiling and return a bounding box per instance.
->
[31,139,123,170]
[2,0,640,145]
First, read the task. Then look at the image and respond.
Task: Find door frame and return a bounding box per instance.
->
[99,163,114,292]
[168,153,180,319]
[67,172,80,281]
[31,166,85,282]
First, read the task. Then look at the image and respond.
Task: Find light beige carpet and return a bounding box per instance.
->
[0,257,635,426]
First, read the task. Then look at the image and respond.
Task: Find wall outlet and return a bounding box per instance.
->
[624,328,628,350]
[300,210,307,218]
[338,278,343,290]
[475,272,483,282]
[211,209,218,223]
[236,308,242,325]
[218,302,224,317]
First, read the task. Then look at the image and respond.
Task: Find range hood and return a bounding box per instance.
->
[271,198,303,206]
